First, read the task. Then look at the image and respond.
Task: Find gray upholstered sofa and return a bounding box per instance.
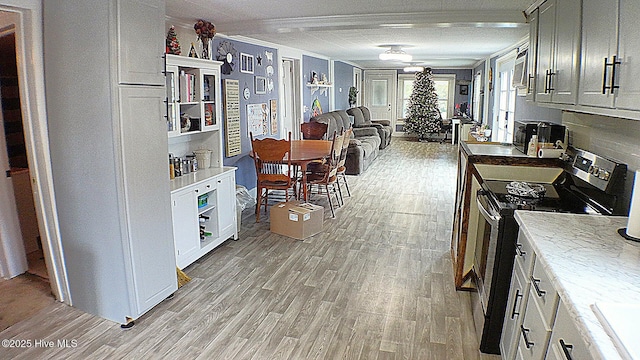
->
[309,110,381,175]
[346,106,393,149]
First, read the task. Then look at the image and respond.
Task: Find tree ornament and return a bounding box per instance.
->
[404,68,442,141]
[165,25,181,55]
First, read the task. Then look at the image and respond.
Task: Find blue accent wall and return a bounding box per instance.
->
[432,68,473,107]
[210,38,279,189]
[302,55,329,122]
[333,61,355,110]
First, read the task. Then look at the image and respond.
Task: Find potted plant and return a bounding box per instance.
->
[348,86,358,107]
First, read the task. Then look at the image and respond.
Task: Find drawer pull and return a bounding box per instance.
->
[511,289,523,319]
[520,325,534,349]
[515,244,526,257]
[560,339,574,360]
[531,276,546,297]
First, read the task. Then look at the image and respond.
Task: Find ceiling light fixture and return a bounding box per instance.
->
[403,65,424,73]
[379,45,412,62]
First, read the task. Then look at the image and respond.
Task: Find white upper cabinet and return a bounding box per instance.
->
[615,0,640,111]
[525,9,539,102]
[535,0,581,105]
[578,0,620,108]
[117,0,165,86]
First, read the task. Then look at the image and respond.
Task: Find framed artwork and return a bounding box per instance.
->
[460,84,468,95]
[223,79,241,156]
[255,76,267,94]
[240,53,254,74]
[247,103,268,136]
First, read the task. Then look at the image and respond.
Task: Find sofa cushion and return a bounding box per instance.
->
[347,107,367,127]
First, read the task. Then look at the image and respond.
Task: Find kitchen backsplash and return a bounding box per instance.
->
[563,111,640,215]
[563,112,640,172]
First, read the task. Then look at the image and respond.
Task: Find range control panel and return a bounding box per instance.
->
[568,148,626,192]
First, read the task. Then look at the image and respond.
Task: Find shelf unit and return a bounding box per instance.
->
[306,83,332,96]
[165,54,222,137]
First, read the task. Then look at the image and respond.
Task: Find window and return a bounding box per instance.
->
[397,74,455,121]
[473,72,482,121]
[494,52,517,143]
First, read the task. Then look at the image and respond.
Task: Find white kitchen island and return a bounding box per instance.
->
[514,211,640,360]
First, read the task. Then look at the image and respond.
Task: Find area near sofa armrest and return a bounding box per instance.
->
[372,119,391,127]
[352,127,378,137]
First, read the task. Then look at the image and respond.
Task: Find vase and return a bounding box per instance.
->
[201,38,210,60]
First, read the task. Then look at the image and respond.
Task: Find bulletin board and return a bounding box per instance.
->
[224,79,242,156]
[247,103,269,136]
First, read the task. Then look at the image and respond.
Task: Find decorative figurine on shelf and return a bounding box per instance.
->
[321,73,328,85]
[166,25,181,55]
[188,42,198,58]
[194,19,216,60]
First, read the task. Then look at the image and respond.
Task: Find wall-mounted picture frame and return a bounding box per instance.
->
[460,84,468,95]
[255,76,266,94]
[240,53,254,74]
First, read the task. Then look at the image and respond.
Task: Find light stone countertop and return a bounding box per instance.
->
[462,142,531,158]
[515,211,640,360]
[170,166,237,193]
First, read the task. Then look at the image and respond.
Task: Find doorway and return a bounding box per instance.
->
[0,31,47,279]
[281,58,301,140]
[0,2,69,307]
[493,52,517,143]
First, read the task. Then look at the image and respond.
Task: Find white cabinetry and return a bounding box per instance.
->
[547,301,594,360]
[44,0,176,324]
[525,9,539,101]
[579,0,640,111]
[165,55,222,137]
[171,168,237,270]
[534,0,581,105]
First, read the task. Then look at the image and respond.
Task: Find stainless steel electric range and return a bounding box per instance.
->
[470,147,629,354]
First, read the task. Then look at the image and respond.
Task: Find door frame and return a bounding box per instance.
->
[281,57,301,140]
[0,1,69,303]
[493,50,517,143]
[363,69,397,129]
[353,67,363,106]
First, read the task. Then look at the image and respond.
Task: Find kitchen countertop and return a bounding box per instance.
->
[462,141,530,158]
[170,166,237,192]
[515,211,640,360]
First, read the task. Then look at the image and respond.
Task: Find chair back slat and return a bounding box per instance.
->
[250,132,293,186]
[301,121,328,140]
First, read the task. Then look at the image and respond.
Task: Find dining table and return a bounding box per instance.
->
[290,139,332,201]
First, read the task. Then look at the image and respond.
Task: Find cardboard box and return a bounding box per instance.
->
[270,201,324,239]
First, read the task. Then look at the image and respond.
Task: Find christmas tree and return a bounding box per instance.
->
[404,68,442,140]
[166,25,181,55]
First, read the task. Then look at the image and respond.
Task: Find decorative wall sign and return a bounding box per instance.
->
[247,103,268,136]
[223,79,241,156]
[255,76,267,94]
[269,99,278,135]
[240,53,254,74]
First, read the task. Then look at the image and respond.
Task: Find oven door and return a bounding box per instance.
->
[474,190,502,315]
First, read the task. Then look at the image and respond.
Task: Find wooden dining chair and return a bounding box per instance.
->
[306,131,344,218]
[336,127,353,203]
[250,131,296,222]
[300,121,328,140]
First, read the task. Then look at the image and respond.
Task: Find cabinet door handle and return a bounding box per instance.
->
[520,325,535,349]
[602,57,609,94]
[527,74,534,94]
[544,70,550,93]
[609,55,621,94]
[531,276,546,297]
[510,289,523,319]
[194,189,199,193]
[559,339,574,360]
[515,244,526,257]
[547,70,555,91]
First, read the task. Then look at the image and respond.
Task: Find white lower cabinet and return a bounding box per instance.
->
[547,301,594,360]
[171,169,237,269]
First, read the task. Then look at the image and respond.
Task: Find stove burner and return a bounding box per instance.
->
[505,194,542,207]
[506,181,546,198]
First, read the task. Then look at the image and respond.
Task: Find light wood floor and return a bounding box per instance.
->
[0,138,497,359]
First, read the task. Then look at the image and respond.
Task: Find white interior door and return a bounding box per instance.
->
[281,58,300,139]
[493,53,517,143]
[364,70,397,127]
[353,67,362,106]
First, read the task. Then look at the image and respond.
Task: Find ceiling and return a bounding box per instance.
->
[166,0,534,69]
